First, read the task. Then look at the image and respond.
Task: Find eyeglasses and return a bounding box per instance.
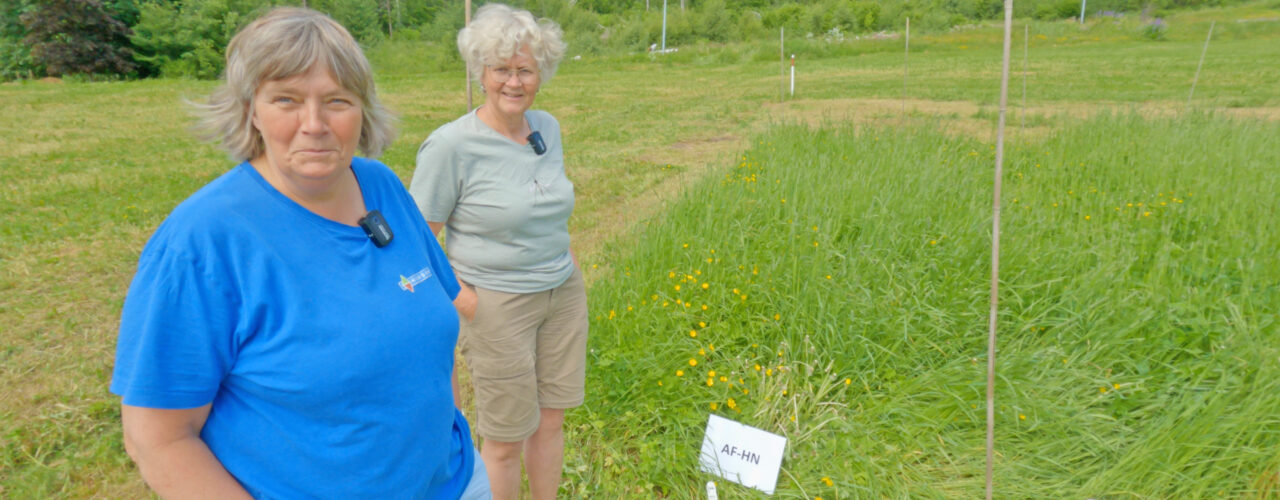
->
[488,66,539,84]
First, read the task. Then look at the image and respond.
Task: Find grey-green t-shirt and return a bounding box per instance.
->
[409,109,575,293]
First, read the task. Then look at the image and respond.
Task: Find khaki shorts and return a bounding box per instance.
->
[459,267,588,442]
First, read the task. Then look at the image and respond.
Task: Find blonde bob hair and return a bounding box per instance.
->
[458,3,567,87]
[196,7,395,161]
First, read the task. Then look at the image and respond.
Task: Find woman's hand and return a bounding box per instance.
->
[121,404,253,499]
[454,279,478,321]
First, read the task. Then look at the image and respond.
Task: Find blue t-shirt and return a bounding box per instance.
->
[111,158,474,499]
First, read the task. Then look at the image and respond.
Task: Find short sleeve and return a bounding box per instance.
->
[110,243,238,409]
[410,132,462,224]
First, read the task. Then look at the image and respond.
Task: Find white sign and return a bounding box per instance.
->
[698,414,787,494]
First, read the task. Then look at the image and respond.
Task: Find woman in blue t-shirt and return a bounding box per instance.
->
[110,8,489,499]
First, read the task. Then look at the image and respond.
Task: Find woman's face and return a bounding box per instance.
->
[482,48,540,120]
[251,64,363,190]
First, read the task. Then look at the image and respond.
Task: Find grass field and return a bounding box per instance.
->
[2,2,1279,498]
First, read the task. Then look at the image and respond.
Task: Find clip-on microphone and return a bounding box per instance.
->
[527,131,547,155]
[358,210,394,247]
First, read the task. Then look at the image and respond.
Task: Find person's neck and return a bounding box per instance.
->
[477,105,529,144]
[250,159,365,226]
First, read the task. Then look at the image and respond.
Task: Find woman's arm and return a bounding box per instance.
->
[121,404,253,500]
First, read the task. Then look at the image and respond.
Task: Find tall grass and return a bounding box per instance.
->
[569,113,1279,497]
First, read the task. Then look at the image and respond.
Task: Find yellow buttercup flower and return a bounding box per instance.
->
[689,358,698,367]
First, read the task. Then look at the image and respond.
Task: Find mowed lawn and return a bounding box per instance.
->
[1,3,1279,497]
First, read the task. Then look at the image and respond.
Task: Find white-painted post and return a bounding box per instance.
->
[987,0,1015,498]
[1188,20,1215,106]
[1079,0,1087,24]
[706,481,718,500]
[661,0,668,52]
[789,54,795,96]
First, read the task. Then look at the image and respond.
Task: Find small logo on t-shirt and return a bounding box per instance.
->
[398,267,433,293]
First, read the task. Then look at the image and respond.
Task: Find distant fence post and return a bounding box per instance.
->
[1021,23,1028,129]
[780,27,785,101]
[1079,0,1087,24]
[1188,20,1215,107]
[903,17,910,119]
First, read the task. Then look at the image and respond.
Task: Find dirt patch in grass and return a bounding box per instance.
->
[574,132,747,286]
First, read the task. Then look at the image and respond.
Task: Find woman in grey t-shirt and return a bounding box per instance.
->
[408,4,587,499]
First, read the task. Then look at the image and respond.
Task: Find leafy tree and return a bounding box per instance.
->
[1,0,40,79]
[311,0,383,43]
[130,0,266,79]
[761,3,804,30]
[20,0,137,77]
[698,0,734,42]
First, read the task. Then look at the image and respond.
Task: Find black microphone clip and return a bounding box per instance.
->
[527,131,547,155]
[358,210,394,247]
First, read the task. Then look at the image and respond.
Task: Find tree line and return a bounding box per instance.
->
[0,0,1245,81]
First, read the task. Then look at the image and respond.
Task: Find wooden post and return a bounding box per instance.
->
[903,17,910,119]
[1188,21,1215,107]
[987,0,1015,498]
[1021,23,1028,129]
[780,27,785,101]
